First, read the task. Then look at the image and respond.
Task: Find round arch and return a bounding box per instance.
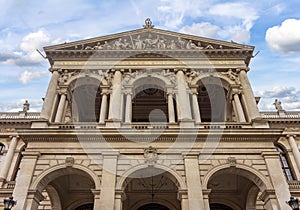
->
[30,163,101,192]
[190,73,235,88]
[203,163,272,192]
[116,163,186,191]
[127,72,174,87]
[65,73,107,87]
[133,200,176,210]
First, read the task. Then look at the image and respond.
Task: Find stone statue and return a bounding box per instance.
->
[273,99,283,111]
[23,100,30,112]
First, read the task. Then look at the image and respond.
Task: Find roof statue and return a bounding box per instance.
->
[273,99,284,111]
[143,18,154,29]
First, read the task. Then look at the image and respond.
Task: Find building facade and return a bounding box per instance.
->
[0,20,300,210]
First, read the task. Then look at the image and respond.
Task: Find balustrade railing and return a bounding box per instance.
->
[0,112,40,120]
[260,111,300,119]
[288,181,300,189]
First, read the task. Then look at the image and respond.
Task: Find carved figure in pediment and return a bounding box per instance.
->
[205,44,214,49]
[85,45,93,50]
[122,38,132,49]
[168,40,177,50]
[177,37,186,49]
[94,42,104,50]
[157,36,167,49]
[113,38,123,49]
[133,35,144,49]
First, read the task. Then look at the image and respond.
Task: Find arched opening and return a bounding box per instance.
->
[210,203,234,210]
[275,144,295,181]
[122,167,180,210]
[74,203,94,210]
[0,143,5,162]
[137,203,170,210]
[71,77,103,122]
[207,167,267,210]
[132,77,171,122]
[197,77,229,122]
[36,168,96,210]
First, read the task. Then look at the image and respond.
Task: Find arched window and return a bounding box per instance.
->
[0,143,5,162]
[275,144,295,181]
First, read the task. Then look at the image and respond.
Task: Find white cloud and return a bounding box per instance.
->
[179,22,220,38]
[19,70,48,84]
[257,86,300,111]
[20,29,61,63]
[209,2,258,30]
[266,19,300,54]
[0,99,43,112]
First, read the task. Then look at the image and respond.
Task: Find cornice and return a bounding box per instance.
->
[17,128,283,143]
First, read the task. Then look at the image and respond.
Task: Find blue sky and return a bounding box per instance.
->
[0,0,299,111]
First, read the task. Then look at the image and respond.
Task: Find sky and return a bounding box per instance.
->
[0,0,299,112]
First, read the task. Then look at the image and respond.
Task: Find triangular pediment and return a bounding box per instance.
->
[44,28,254,52]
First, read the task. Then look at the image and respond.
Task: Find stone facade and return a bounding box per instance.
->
[0,21,300,210]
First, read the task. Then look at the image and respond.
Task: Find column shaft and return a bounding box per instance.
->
[99,154,118,210]
[54,94,66,123]
[167,93,175,123]
[176,70,192,120]
[13,152,40,210]
[262,152,290,210]
[288,135,300,171]
[40,70,60,120]
[233,94,246,122]
[0,136,18,180]
[99,94,108,123]
[108,70,122,120]
[184,155,205,209]
[192,93,201,123]
[125,93,132,123]
[239,69,261,120]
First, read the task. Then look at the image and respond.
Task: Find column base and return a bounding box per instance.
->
[179,119,195,128]
[31,120,49,128]
[106,119,121,128]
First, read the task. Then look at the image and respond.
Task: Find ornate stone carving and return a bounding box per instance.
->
[144,146,158,166]
[227,157,236,167]
[143,18,154,29]
[221,69,239,84]
[73,32,224,51]
[65,157,74,167]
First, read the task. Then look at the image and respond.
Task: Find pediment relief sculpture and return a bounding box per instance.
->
[67,32,222,51]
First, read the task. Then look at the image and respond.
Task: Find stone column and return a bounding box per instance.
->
[259,189,280,210]
[13,151,40,210]
[0,136,19,181]
[262,151,290,210]
[178,190,189,210]
[99,92,108,124]
[288,135,300,171]
[114,190,124,210]
[191,89,201,123]
[167,91,175,123]
[124,91,132,124]
[99,152,118,210]
[108,70,122,121]
[203,189,211,210]
[92,189,101,210]
[54,91,67,123]
[238,68,261,121]
[176,70,192,120]
[184,154,205,209]
[40,68,60,120]
[233,93,246,122]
